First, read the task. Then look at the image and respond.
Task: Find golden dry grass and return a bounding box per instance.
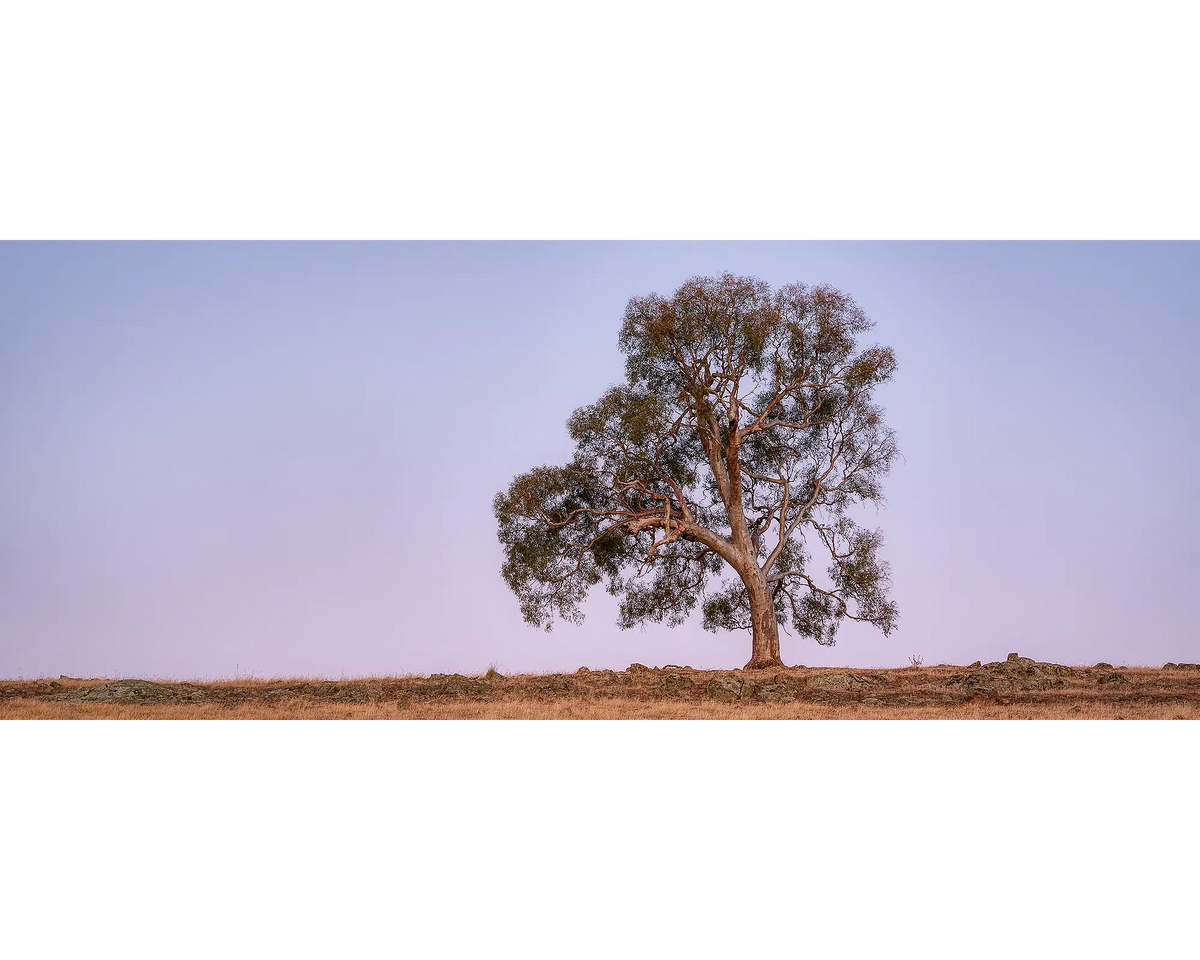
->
[3,662,1198,719]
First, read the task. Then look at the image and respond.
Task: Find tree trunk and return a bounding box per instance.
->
[743,568,783,670]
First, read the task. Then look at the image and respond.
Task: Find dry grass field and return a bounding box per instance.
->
[3,654,1199,719]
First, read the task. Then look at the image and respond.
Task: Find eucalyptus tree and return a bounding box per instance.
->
[494,273,899,669]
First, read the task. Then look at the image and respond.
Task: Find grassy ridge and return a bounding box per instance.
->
[3,658,1199,719]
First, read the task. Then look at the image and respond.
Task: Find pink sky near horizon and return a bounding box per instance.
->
[1,241,1197,679]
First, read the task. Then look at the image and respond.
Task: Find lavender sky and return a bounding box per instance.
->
[1,242,1196,678]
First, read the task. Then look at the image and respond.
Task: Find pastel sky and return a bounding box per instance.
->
[1,242,1196,679]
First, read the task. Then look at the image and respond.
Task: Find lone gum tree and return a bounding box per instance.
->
[495,274,899,670]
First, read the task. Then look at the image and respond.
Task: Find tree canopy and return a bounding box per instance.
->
[494,273,899,669]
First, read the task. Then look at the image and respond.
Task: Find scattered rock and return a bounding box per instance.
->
[59,679,213,704]
[1164,663,1178,669]
[414,674,492,697]
[661,674,695,697]
[979,657,1074,689]
[943,672,1012,696]
[807,671,886,692]
[755,683,796,703]
[40,654,1162,715]
[707,675,753,702]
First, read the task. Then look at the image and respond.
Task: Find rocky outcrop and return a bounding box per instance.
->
[755,683,796,703]
[661,673,696,697]
[413,674,493,698]
[59,679,213,704]
[943,672,1011,695]
[807,671,887,692]
[706,675,754,702]
[532,676,574,695]
[944,656,1077,696]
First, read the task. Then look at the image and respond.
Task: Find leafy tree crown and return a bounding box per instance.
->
[494,273,898,647]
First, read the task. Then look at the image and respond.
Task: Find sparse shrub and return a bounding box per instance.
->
[909,654,924,668]
[485,662,502,681]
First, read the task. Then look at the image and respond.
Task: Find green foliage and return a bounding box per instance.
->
[494,273,899,648]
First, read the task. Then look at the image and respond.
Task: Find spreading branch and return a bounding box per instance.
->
[495,273,899,656]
